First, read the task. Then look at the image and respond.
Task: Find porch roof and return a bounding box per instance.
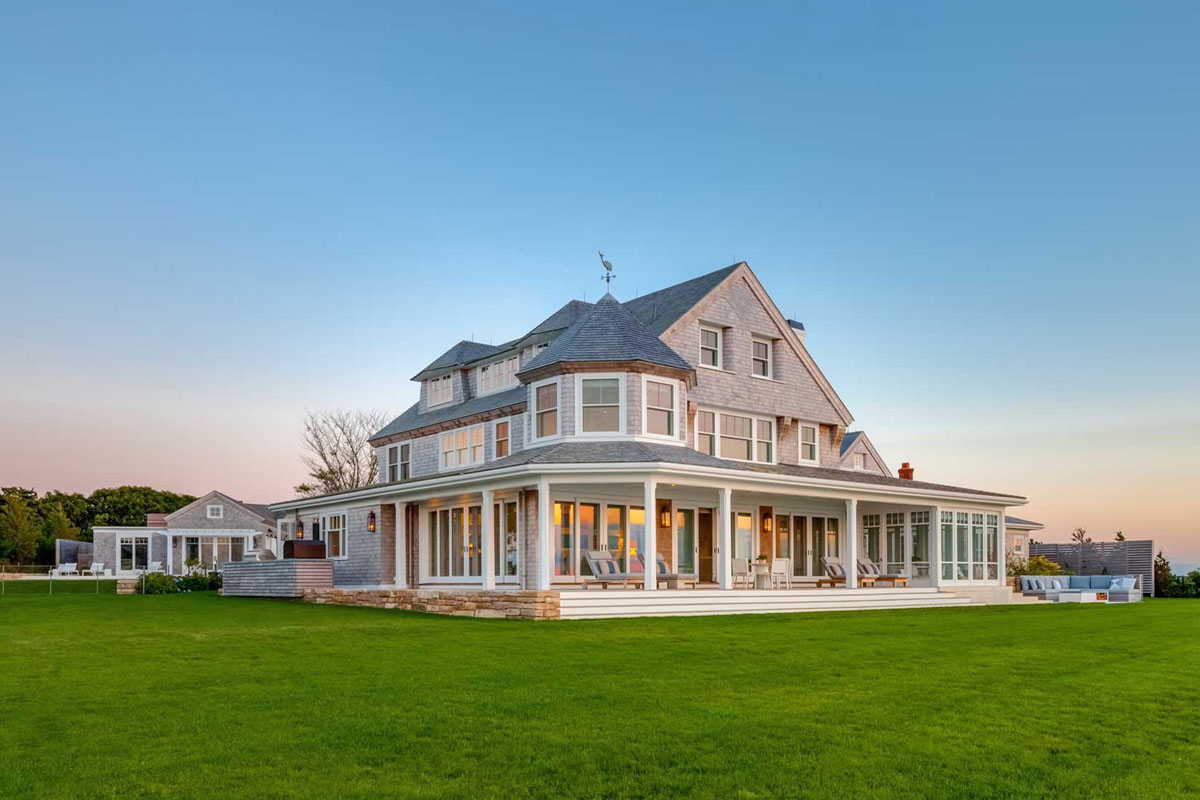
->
[273,440,1025,510]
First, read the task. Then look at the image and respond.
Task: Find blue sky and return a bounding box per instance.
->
[1,2,1197,562]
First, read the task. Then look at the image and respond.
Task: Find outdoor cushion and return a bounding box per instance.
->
[1048,577,1066,590]
[1069,576,1090,589]
[1112,576,1136,590]
[828,563,845,578]
[1090,575,1114,590]
[1032,578,1046,591]
[601,560,618,575]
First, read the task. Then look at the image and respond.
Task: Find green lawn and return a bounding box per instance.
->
[1,594,1197,800]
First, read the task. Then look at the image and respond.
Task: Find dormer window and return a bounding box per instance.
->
[752,337,772,378]
[206,504,224,520]
[429,374,453,406]
[799,424,818,464]
[699,326,722,369]
[479,356,518,395]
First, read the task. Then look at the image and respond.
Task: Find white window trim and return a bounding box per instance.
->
[530,377,561,443]
[751,336,773,379]
[399,442,411,480]
[428,374,454,407]
[797,422,820,465]
[206,504,224,520]
[699,325,723,370]
[492,417,512,460]
[322,512,348,560]
[641,375,679,441]
[439,424,485,472]
[574,373,627,437]
[694,406,778,465]
[477,355,519,397]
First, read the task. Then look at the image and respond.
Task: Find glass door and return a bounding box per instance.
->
[791,516,810,577]
[731,512,754,560]
[910,511,930,581]
[676,509,696,576]
[605,505,626,570]
[628,507,646,572]
[578,503,599,576]
[119,537,150,572]
[774,515,790,565]
[554,502,574,577]
[886,512,906,575]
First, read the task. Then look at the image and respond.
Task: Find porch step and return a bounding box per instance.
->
[558,587,975,619]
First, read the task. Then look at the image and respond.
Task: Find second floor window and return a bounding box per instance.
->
[479,356,518,394]
[696,410,715,455]
[799,424,818,463]
[645,380,675,437]
[580,377,620,433]
[429,374,453,406]
[441,426,483,469]
[699,326,722,368]
[495,420,510,458]
[535,382,558,439]
[752,338,772,378]
[387,444,411,481]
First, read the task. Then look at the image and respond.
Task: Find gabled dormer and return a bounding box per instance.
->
[838,430,891,476]
[411,340,500,412]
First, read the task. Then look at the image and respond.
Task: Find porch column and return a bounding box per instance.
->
[481,488,495,590]
[717,487,732,589]
[643,477,657,590]
[536,479,551,590]
[930,505,942,588]
[845,498,858,589]
[167,535,175,575]
[997,512,1007,587]
[394,502,408,588]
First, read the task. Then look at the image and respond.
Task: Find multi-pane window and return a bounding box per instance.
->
[580,377,621,433]
[941,511,954,580]
[986,513,1000,580]
[493,501,519,578]
[698,411,776,463]
[799,424,818,463]
[399,443,410,479]
[699,327,721,368]
[645,380,675,437]
[186,536,201,563]
[324,513,346,559]
[479,356,519,395]
[752,338,772,377]
[441,425,484,469]
[494,420,510,458]
[387,446,399,482]
[862,514,881,563]
[696,410,715,455]
[429,374,453,406]
[206,504,224,519]
[427,505,483,578]
[535,382,558,439]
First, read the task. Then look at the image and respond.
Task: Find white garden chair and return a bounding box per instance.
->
[770,558,792,589]
[83,562,105,577]
[52,562,78,577]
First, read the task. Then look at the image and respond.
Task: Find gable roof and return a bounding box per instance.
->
[527,299,594,337]
[412,340,503,381]
[517,293,694,378]
[622,264,741,336]
[837,430,891,476]
[164,490,275,526]
[839,431,863,456]
[371,385,527,442]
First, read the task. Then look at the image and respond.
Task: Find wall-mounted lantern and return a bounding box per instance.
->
[659,506,671,529]
[762,512,773,534]
[367,510,377,534]
[296,519,304,540]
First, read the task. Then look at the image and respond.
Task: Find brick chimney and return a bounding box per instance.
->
[898,462,915,480]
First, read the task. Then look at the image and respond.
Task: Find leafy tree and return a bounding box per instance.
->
[1154,551,1174,597]
[0,495,40,564]
[1070,527,1091,544]
[40,491,90,538]
[45,505,79,541]
[87,486,195,532]
[1114,530,1125,542]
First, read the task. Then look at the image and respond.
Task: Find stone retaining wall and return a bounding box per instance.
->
[302,588,560,620]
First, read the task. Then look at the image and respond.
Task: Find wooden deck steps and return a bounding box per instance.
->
[557,587,975,619]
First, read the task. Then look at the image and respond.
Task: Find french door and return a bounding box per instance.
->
[774,514,841,578]
[553,500,646,581]
[119,536,150,572]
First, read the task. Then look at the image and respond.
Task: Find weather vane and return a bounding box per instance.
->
[598,250,614,290]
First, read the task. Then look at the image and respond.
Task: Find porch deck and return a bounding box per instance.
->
[557,586,975,619]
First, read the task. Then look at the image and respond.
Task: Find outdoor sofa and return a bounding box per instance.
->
[1019,574,1142,602]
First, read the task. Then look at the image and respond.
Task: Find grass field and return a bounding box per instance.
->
[1,593,1197,799]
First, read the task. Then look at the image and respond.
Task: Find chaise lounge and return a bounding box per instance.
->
[582,550,645,589]
[856,559,909,587]
[1019,574,1143,603]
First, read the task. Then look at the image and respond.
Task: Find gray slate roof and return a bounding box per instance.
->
[517,293,694,376]
[347,440,1024,501]
[839,431,862,457]
[372,385,527,441]
[242,503,277,524]
[1004,515,1043,529]
[526,299,594,336]
[413,340,502,381]
[622,264,740,336]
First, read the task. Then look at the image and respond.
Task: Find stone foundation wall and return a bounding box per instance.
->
[302,588,560,620]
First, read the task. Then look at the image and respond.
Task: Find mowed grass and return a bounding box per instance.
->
[1,595,1197,800]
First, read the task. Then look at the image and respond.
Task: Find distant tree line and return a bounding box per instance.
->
[0,486,195,565]
[1154,552,1200,598]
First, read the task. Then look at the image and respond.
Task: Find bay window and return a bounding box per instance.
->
[579,376,622,433]
[644,379,675,437]
[799,424,818,463]
[534,381,559,439]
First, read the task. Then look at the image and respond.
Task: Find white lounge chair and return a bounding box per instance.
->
[146,561,163,573]
[52,562,78,577]
[83,562,105,577]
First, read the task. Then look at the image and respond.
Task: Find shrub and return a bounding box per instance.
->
[1007,555,1069,577]
[137,572,179,595]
